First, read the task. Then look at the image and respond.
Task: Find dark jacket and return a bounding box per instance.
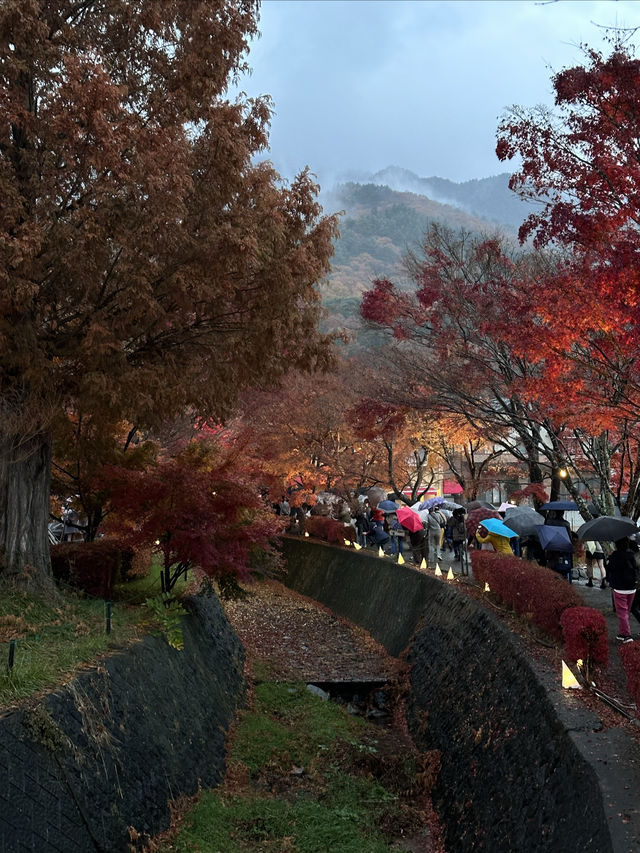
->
[606,549,638,591]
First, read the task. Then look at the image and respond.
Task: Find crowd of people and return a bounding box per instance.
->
[277,489,640,643]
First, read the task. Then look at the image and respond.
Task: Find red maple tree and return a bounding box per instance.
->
[104,439,281,594]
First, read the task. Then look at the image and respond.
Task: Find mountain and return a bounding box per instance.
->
[366,167,530,231]
[320,168,528,345]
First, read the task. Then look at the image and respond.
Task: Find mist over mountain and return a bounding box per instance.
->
[323,166,530,231]
[320,166,530,348]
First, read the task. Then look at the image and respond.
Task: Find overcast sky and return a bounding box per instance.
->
[234,0,638,187]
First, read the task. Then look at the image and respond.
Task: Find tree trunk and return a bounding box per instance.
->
[0,431,53,587]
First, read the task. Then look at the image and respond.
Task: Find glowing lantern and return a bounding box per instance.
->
[562,661,582,689]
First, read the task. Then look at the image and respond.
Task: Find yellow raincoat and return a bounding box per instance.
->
[475,529,513,556]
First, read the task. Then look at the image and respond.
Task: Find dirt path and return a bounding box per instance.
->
[222,578,403,684]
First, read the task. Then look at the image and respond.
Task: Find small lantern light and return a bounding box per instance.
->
[562,660,581,689]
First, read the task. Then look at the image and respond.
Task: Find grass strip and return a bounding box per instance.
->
[162,681,420,852]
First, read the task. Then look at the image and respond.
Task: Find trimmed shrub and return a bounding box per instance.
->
[619,642,640,714]
[472,551,583,641]
[50,540,132,598]
[560,606,609,681]
[305,516,355,547]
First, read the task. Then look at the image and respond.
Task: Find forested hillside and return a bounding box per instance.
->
[321,171,526,343]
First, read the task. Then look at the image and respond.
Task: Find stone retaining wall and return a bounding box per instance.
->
[281,537,613,853]
[0,593,245,853]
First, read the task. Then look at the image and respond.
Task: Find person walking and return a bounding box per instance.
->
[426,506,445,568]
[354,499,371,546]
[584,540,607,588]
[449,508,467,560]
[475,523,514,556]
[606,538,638,643]
[408,525,428,565]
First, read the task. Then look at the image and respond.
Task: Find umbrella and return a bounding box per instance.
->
[441,501,464,511]
[587,502,622,518]
[466,507,501,538]
[420,496,445,510]
[497,502,513,513]
[576,516,638,542]
[535,525,573,552]
[466,500,496,511]
[396,506,424,533]
[539,500,578,512]
[477,517,518,538]
[503,506,545,538]
[377,499,400,512]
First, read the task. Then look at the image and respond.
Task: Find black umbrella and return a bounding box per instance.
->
[466,500,495,511]
[503,506,545,538]
[576,516,638,542]
[587,502,622,518]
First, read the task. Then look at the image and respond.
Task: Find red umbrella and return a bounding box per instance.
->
[396,506,424,533]
[466,507,501,538]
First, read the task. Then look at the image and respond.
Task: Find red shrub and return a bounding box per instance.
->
[472,551,583,641]
[619,642,640,712]
[50,540,132,598]
[305,516,355,546]
[560,606,609,668]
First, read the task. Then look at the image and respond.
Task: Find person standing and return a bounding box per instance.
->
[279,495,290,518]
[584,540,607,588]
[606,538,637,643]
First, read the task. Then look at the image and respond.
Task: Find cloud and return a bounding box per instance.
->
[236,0,639,185]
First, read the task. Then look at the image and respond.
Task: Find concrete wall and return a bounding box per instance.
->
[0,593,245,853]
[282,537,431,656]
[281,537,613,853]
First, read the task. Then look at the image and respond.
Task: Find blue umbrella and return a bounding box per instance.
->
[377,499,399,512]
[535,524,573,552]
[539,500,578,512]
[477,517,518,538]
[419,496,445,510]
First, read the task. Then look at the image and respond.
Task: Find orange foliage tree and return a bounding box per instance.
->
[0,1,338,584]
[231,364,391,504]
